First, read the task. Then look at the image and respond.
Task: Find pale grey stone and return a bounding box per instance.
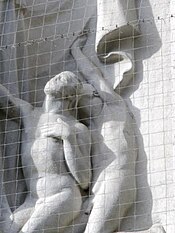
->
[70,35,137,233]
[0,0,170,232]
[117,224,166,233]
[0,72,91,233]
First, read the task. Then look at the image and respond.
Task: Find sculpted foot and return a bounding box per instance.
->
[117,224,166,233]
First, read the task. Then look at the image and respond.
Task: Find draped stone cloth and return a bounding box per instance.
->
[0,0,138,210]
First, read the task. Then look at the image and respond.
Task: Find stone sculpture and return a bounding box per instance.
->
[0,70,166,233]
[0,72,91,233]
[0,0,167,233]
[0,0,140,211]
[70,35,137,233]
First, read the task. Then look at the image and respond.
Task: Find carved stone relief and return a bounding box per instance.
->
[0,0,167,233]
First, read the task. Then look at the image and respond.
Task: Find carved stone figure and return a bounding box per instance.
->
[0,72,91,233]
[70,35,166,233]
[70,35,137,233]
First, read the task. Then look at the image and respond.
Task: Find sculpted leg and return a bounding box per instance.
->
[117,224,166,233]
[19,188,81,233]
[84,170,136,233]
[9,195,36,233]
[63,198,90,233]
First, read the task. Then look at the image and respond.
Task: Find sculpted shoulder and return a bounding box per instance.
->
[74,121,89,134]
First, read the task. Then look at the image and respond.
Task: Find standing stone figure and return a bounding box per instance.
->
[71,36,137,233]
[0,72,91,233]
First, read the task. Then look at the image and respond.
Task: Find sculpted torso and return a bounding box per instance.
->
[19,106,42,190]
[79,87,137,233]
[29,113,77,198]
[82,93,136,187]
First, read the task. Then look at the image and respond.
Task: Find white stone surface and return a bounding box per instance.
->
[128,0,175,232]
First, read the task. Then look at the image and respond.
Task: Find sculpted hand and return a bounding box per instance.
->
[56,118,72,139]
[71,33,88,51]
[0,83,11,94]
[39,119,72,139]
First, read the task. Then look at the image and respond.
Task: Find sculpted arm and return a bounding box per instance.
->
[71,36,118,102]
[41,117,92,189]
[0,84,20,119]
[63,121,92,190]
[0,84,32,120]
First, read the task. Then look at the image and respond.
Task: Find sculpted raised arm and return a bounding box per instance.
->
[71,35,119,102]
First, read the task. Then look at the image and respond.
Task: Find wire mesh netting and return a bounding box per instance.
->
[0,0,174,232]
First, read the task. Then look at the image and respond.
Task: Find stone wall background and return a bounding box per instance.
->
[128,0,175,232]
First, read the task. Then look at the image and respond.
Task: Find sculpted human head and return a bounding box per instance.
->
[78,83,103,121]
[44,71,82,100]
